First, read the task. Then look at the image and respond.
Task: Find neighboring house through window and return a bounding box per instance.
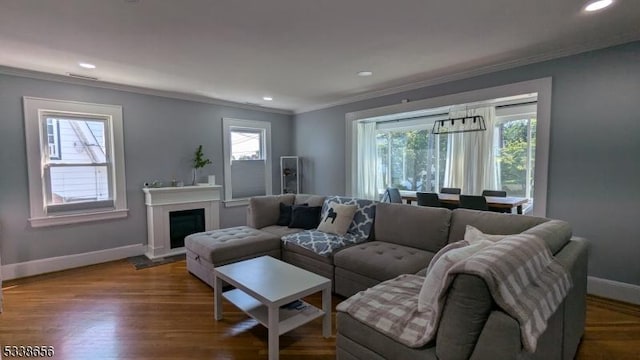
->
[46,118,61,160]
[222,118,272,206]
[23,97,128,227]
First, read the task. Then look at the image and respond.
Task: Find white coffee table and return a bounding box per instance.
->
[213,256,332,360]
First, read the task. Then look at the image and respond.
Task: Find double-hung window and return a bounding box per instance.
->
[23,97,128,227]
[222,118,272,206]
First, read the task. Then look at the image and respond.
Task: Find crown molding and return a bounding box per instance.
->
[2,32,637,117]
[293,33,640,114]
[0,65,294,116]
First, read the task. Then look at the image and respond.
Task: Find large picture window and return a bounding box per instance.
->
[347,79,551,216]
[372,108,537,201]
[23,97,128,227]
[352,95,540,213]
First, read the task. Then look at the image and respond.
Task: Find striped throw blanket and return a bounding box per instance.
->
[336,274,431,347]
[451,233,572,352]
[337,233,572,352]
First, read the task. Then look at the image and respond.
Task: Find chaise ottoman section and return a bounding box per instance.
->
[185,226,281,287]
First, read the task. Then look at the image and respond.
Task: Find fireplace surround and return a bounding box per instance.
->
[143,185,221,259]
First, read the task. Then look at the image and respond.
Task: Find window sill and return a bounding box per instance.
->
[29,209,129,228]
[223,199,250,208]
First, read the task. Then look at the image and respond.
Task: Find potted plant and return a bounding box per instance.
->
[192,145,212,185]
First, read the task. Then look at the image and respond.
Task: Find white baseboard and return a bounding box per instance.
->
[588,276,640,305]
[1,244,145,281]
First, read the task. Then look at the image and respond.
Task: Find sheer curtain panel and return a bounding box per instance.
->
[443,107,498,194]
[355,122,378,199]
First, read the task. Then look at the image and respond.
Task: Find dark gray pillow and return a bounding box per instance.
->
[288,205,322,229]
[277,202,307,226]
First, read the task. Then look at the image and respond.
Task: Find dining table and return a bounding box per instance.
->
[399,191,529,214]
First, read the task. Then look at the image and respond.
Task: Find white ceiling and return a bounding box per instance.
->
[1,0,639,113]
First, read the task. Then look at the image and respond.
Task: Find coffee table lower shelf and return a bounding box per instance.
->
[222,289,325,336]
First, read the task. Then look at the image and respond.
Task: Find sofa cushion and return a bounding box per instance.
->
[288,205,322,229]
[522,220,572,254]
[318,203,357,236]
[448,209,548,244]
[249,194,296,229]
[336,274,432,347]
[184,226,280,264]
[464,225,508,243]
[418,240,493,312]
[435,274,494,360]
[276,202,294,226]
[259,225,304,238]
[294,194,326,207]
[375,203,451,252]
[334,241,435,282]
[322,196,376,238]
[281,230,366,257]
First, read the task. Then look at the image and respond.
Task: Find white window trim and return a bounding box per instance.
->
[345,77,552,217]
[222,118,272,207]
[23,97,128,227]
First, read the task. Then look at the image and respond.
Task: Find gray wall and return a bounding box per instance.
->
[0,73,292,265]
[294,41,640,286]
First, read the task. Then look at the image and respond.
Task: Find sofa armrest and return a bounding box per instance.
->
[436,274,493,360]
[554,236,589,360]
[469,311,521,360]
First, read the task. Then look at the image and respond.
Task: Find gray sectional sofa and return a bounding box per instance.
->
[336,203,587,360]
[245,194,588,360]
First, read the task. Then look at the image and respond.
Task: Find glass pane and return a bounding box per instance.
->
[376,129,436,193]
[496,118,536,198]
[376,133,389,192]
[48,165,110,205]
[231,130,262,160]
[45,117,106,164]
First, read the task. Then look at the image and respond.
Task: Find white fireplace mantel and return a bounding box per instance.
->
[143,185,221,259]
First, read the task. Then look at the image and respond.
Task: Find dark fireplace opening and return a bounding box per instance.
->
[169,208,205,249]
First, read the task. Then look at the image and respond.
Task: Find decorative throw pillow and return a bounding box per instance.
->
[277,202,308,226]
[418,239,494,313]
[464,225,508,244]
[288,205,322,229]
[317,203,358,236]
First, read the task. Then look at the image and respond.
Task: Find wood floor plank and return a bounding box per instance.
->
[1,260,639,359]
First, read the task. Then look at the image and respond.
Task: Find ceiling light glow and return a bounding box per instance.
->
[357,71,373,77]
[78,62,96,69]
[263,96,273,101]
[584,0,613,12]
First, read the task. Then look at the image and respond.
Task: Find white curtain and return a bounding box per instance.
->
[443,107,498,194]
[355,122,378,200]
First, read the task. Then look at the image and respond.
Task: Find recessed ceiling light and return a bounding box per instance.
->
[263,96,273,101]
[357,71,373,77]
[78,62,96,69]
[584,0,613,12]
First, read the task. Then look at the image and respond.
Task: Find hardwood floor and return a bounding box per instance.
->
[1,259,639,360]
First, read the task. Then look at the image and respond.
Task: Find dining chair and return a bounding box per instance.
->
[440,187,461,195]
[416,192,441,207]
[381,187,403,204]
[459,195,489,211]
[481,189,510,212]
[482,189,507,197]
